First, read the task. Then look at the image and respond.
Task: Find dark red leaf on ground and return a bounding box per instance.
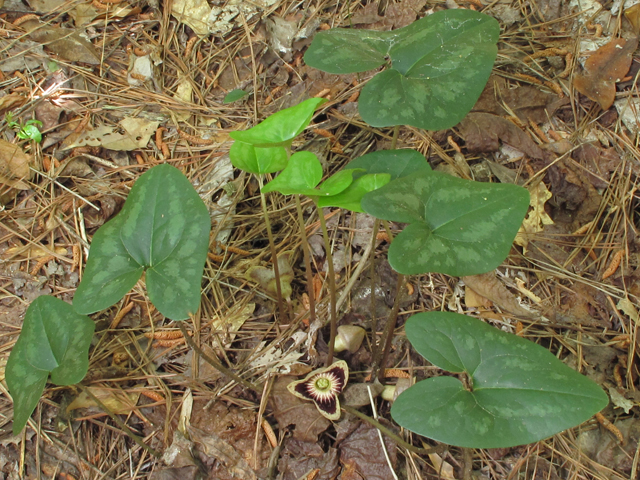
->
[573,37,638,110]
[338,421,397,480]
[278,439,340,480]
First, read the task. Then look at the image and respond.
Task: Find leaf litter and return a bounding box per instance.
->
[0,0,639,479]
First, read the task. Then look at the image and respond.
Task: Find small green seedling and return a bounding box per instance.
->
[391,312,608,448]
[73,164,210,320]
[223,89,250,104]
[5,112,43,143]
[361,169,530,276]
[6,296,95,434]
[304,9,499,130]
[229,97,326,174]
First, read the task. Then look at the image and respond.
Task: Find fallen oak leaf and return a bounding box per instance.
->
[573,37,638,110]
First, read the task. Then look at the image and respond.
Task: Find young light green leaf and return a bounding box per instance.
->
[6,296,95,434]
[315,168,361,197]
[261,151,323,195]
[73,164,210,320]
[317,173,390,212]
[229,140,288,175]
[230,98,327,147]
[303,29,390,73]
[361,170,530,276]
[391,312,608,448]
[224,89,250,103]
[346,149,431,180]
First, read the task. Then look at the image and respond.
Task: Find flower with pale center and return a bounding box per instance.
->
[287,360,349,421]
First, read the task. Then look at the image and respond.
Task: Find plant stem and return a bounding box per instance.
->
[390,125,400,150]
[178,321,261,393]
[463,447,473,480]
[342,405,443,456]
[258,176,287,323]
[318,206,338,366]
[295,195,316,326]
[375,273,405,382]
[79,385,162,458]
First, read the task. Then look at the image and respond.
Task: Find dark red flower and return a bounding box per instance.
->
[287,360,349,420]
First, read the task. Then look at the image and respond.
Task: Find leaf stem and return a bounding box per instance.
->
[391,125,400,150]
[178,321,261,393]
[258,177,287,323]
[342,404,443,456]
[318,206,338,366]
[79,385,162,458]
[375,273,405,382]
[295,195,316,326]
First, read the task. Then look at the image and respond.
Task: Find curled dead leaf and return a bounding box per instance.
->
[573,37,638,110]
[462,272,536,318]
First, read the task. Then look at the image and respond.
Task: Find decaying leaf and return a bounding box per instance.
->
[246,251,294,300]
[210,302,255,345]
[128,55,155,87]
[338,421,397,480]
[66,117,160,151]
[0,94,26,114]
[573,37,638,110]
[270,376,331,442]
[66,386,139,414]
[0,139,32,204]
[462,272,536,318]
[23,20,100,65]
[173,76,193,121]
[171,0,211,36]
[459,112,546,159]
[515,180,554,252]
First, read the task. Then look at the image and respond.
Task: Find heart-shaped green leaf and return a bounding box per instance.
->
[391,312,608,448]
[361,170,529,276]
[317,173,391,212]
[229,141,288,175]
[73,164,211,320]
[6,296,95,434]
[230,98,327,147]
[347,149,431,180]
[303,29,390,73]
[261,151,324,195]
[304,10,499,130]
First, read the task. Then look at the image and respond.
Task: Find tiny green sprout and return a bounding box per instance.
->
[5,112,43,143]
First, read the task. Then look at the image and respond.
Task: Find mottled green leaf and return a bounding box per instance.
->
[261,151,323,195]
[229,141,288,175]
[359,11,499,129]
[347,149,431,180]
[223,89,249,103]
[391,312,608,448]
[230,98,327,147]
[74,164,210,320]
[304,10,499,130]
[6,296,94,434]
[303,29,389,73]
[361,170,529,276]
[317,173,390,212]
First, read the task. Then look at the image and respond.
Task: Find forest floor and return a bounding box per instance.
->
[0,0,639,479]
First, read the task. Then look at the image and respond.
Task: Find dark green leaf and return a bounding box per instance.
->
[6,296,94,434]
[361,170,529,276]
[223,89,250,103]
[347,149,430,180]
[303,29,389,74]
[73,164,210,320]
[317,173,390,212]
[261,151,323,195]
[229,141,288,175]
[359,10,499,129]
[391,312,608,448]
[229,98,327,147]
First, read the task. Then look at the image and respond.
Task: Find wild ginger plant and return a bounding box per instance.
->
[303,8,608,447]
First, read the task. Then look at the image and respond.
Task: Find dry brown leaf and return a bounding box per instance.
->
[0,139,32,203]
[459,112,546,159]
[515,180,554,252]
[0,94,26,115]
[66,386,139,414]
[270,376,330,442]
[246,251,294,300]
[573,37,638,110]
[462,272,535,318]
[23,20,100,65]
[67,117,160,151]
[625,5,640,35]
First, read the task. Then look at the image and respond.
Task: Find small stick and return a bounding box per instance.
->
[319,207,338,366]
[110,301,134,329]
